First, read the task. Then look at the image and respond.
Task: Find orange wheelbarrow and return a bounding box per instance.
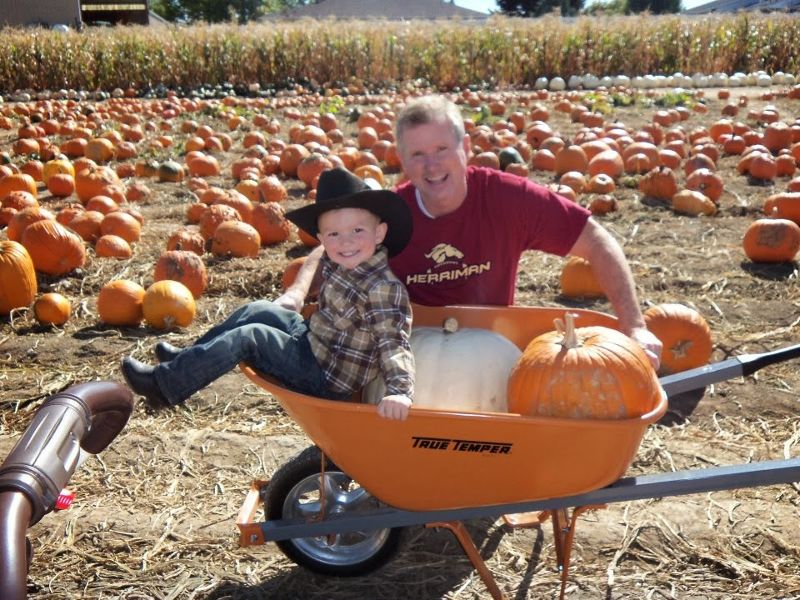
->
[236,304,800,599]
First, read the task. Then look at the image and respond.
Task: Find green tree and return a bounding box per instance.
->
[626,0,681,13]
[150,0,188,21]
[497,0,584,17]
[583,0,627,14]
[150,0,312,23]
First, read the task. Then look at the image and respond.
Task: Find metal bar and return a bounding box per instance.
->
[258,458,800,541]
[659,342,800,397]
[659,359,745,396]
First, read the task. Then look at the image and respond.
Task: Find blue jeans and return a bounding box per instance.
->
[153,301,348,405]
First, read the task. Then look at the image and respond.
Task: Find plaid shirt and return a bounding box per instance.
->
[308,247,414,398]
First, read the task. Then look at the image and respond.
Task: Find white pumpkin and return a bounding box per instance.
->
[363,322,522,414]
[567,75,583,90]
[613,74,631,87]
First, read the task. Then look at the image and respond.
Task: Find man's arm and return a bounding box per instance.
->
[273,246,324,312]
[568,218,662,368]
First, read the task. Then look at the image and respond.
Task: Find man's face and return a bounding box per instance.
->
[398,120,470,214]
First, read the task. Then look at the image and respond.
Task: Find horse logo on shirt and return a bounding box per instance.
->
[424,243,464,265]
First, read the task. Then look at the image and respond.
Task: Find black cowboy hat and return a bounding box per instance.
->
[285,167,412,257]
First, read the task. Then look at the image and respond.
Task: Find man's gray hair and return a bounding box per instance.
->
[396,96,465,152]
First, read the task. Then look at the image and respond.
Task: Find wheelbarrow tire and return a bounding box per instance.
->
[266,445,404,577]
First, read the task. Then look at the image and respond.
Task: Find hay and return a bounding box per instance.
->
[1,86,799,599]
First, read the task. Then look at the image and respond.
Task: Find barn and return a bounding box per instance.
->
[0,0,150,28]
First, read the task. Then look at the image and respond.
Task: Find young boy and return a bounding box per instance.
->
[121,168,415,420]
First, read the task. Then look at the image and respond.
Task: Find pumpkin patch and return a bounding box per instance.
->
[0,50,799,597]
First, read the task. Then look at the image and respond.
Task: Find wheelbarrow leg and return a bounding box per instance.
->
[549,505,606,600]
[426,521,507,600]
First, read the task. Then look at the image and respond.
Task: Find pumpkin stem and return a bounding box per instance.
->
[443,317,459,334]
[555,313,579,349]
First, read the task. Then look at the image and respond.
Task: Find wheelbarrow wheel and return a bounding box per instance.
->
[266,445,404,577]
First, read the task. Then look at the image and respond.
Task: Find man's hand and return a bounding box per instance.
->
[377,394,412,420]
[628,326,662,371]
[272,288,305,313]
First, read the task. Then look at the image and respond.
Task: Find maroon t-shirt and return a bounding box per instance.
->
[389,166,590,306]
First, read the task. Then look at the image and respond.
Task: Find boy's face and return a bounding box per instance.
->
[317,207,387,270]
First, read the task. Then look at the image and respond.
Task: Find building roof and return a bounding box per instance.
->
[683,0,800,12]
[270,0,488,21]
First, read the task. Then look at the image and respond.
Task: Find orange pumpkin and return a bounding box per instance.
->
[68,210,105,243]
[100,211,142,244]
[257,175,287,202]
[297,153,333,189]
[742,215,800,263]
[84,138,116,163]
[56,203,85,227]
[142,280,197,330]
[625,152,653,175]
[212,191,253,224]
[559,171,586,194]
[6,206,55,242]
[84,195,119,215]
[279,144,311,178]
[20,220,86,276]
[154,250,208,298]
[643,303,713,374]
[281,256,307,290]
[97,279,146,327]
[748,153,777,182]
[671,190,717,217]
[33,292,71,326]
[47,173,76,198]
[554,145,588,176]
[166,227,206,255]
[587,173,616,194]
[199,203,242,240]
[297,226,321,248]
[588,194,617,215]
[0,240,37,315]
[587,149,624,179]
[685,168,724,203]
[763,192,800,225]
[75,166,121,203]
[186,154,221,177]
[0,173,38,200]
[763,122,793,154]
[210,221,261,258]
[251,202,292,245]
[507,313,661,419]
[639,166,679,201]
[559,256,605,299]
[1,190,38,212]
[95,234,133,259]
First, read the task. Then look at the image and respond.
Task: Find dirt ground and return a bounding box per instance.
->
[1,85,799,600]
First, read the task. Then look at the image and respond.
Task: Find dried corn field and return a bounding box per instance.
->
[0,15,799,93]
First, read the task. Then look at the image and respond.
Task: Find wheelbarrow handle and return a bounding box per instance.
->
[659,342,800,397]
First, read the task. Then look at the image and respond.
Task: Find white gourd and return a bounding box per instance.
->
[363,319,521,413]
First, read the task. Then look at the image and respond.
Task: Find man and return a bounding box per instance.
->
[278,95,662,367]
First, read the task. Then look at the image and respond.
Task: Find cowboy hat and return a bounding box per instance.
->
[285,168,412,256]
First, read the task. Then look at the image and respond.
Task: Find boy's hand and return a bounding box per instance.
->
[377,394,412,420]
